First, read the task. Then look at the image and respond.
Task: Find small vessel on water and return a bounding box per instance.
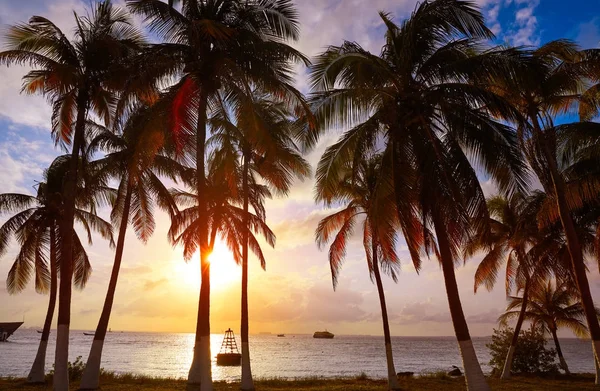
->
[36,330,43,334]
[83,332,95,336]
[277,334,285,337]
[0,322,23,342]
[313,330,334,339]
[216,328,241,366]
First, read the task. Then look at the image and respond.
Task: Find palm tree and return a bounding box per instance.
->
[489,39,600,366]
[209,87,310,389]
[309,1,528,389]
[315,154,403,390]
[465,193,548,379]
[499,280,590,374]
[0,3,145,388]
[79,104,185,390]
[0,155,113,384]
[126,2,309,388]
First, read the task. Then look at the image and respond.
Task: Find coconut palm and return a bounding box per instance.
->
[488,39,600,365]
[0,155,113,384]
[464,193,550,379]
[126,1,308,387]
[209,87,310,388]
[499,280,590,374]
[309,1,528,389]
[315,154,402,390]
[79,104,186,390]
[0,3,145,388]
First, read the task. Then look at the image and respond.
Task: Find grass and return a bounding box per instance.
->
[0,373,598,390]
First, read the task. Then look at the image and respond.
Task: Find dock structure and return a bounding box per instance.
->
[0,322,23,342]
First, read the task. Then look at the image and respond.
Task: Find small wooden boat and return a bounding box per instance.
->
[36,330,43,334]
[0,322,23,342]
[83,332,95,336]
[216,328,241,366]
[277,334,285,337]
[313,330,334,339]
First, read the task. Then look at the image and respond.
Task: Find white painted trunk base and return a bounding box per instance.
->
[593,340,600,385]
[27,340,48,383]
[53,324,70,391]
[384,342,400,390]
[188,337,213,391]
[500,345,515,380]
[559,355,570,374]
[79,339,105,390]
[241,341,254,390]
[458,339,490,391]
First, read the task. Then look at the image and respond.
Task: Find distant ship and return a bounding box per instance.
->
[83,332,95,336]
[277,334,285,337]
[0,322,24,342]
[313,331,334,339]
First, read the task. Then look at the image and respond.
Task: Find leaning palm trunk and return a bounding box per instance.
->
[188,97,213,391]
[500,278,530,380]
[533,119,600,361]
[594,345,599,385]
[80,185,132,390]
[240,152,254,390]
[371,239,400,390]
[551,328,570,374]
[28,228,58,383]
[434,217,490,391]
[55,91,88,391]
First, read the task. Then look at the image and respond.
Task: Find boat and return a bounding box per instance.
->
[313,331,334,339]
[277,334,285,337]
[36,330,43,334]
[0,322,23,342]
[216,328,241,366]
[83,332,95,336]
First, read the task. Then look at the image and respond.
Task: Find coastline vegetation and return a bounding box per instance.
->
[1,373,599,391]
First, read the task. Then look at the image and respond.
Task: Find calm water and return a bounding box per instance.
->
[0,329,596,381]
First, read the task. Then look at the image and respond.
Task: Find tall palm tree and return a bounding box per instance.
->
[0,3,145,388]
[0,155,113,384]
[209,87,310,389]
[315,154,403,391]
[499,280,590,374]
[489,40,600,366]
[79,104,184,390]
[465,193,548,379]
[126,2,309,388]
[309,1,528,389]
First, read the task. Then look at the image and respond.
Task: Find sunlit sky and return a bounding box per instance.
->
[0,0,599,337]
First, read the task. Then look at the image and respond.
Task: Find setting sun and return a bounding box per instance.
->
[174,240,241,291]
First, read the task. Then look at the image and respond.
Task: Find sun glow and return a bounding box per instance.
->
[174,240,241,291]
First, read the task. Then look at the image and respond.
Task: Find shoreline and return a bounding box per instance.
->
[1,373,598,390]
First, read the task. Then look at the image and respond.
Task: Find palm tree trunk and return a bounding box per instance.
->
[500,277,530,380]
[594,343,600,385]
[79,183,132,390]
[55,90,88,391]
[371,237,400,390]
[433,215,490,391]
[531,117,600,362]
[28,227,58,384]
[551,328,570,374]
[188,95,213,391]
[240,150,254,390]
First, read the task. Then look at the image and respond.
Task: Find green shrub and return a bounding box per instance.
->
[487,326,559,376]
[49,356,86,381]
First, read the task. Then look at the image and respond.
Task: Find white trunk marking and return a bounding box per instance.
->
[199,336,213,391]
[458,339,490,391]
[241,341,254,390]
[187,342,202,390]
[384,342,400,390]
[27,340,48,383]
[80,339,105,390]
[500,345,515,380]
[53,324,70,391]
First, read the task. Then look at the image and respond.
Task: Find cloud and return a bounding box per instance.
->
[506,0,540,46]
[143,278,168,291]
[577,18,600,49]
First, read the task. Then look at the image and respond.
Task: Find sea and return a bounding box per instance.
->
[0,329,596,381]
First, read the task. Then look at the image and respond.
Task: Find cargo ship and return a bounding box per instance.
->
[313,330,334,339]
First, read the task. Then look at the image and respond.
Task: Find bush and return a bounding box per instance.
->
[487,325,559,376]
[49,356,86,381]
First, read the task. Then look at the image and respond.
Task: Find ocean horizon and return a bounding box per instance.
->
[1,329,596,381]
